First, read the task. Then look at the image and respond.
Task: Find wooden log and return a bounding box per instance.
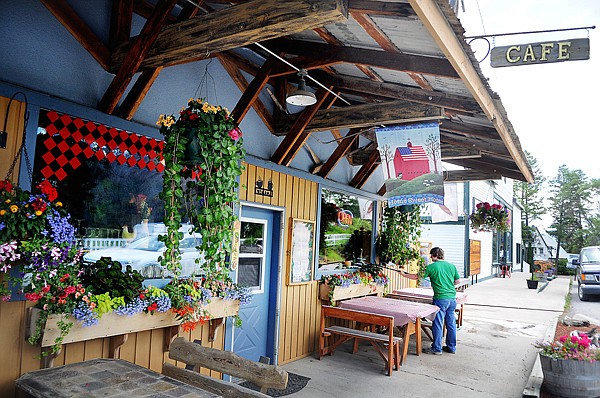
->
[169,337,288,390]
[163,363,269,398]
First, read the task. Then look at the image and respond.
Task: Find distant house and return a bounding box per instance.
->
[393,146,430,180]
[532,226,568,261]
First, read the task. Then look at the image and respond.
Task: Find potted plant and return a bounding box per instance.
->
[157,98,249,325]
[469,202,510,233]
[536,333,600,397]
[319,266,389,304]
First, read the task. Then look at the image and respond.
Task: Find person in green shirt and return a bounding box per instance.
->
[422,247,460,355]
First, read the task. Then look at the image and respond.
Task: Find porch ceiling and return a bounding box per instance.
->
[41,0,534,189]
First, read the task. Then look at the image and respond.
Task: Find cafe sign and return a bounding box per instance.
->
[490,38,589,68]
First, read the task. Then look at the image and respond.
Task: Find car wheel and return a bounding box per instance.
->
[141,264,163,279]
[578,283,589,301]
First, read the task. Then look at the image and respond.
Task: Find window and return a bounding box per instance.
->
[317,188,374,273]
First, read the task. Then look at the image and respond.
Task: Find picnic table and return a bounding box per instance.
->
[339,296,439,364]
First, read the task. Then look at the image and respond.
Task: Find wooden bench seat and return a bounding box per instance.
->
[319,306,403,376]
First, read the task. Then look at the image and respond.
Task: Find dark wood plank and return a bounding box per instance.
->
[268,39,459,79]
[118,67,162,120]
[40,0,111,70]
[112,0,349,71]
[110,0,133,49]
[350,149,380,188]
[231,56,277,126]
[444,170,503,182]
[275,100,443,133]
[99,0,178,114]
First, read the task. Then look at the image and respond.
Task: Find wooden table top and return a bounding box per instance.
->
[16,358,221,398]
[339,296,439,326]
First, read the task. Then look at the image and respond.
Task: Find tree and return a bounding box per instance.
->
[379,144,394,179]
[548,165,593,267]
[513,151,545,265]
[423,134,440,173]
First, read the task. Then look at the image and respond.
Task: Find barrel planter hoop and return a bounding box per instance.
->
[539,354,600,398]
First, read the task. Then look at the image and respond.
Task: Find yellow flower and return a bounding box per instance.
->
[0,209,6,216]
[10,205,18,213]
[56,201,63,207]
[156,115,175,127]
[4,199,10,204]
[35,210,43,216]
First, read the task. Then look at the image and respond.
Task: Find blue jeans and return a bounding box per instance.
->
[431,299,457,353]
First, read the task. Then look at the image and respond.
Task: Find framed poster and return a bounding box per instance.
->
[289,218,315,284]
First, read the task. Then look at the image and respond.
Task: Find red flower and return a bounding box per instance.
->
[60,274,70,282]
[25,292,41,302]
[147,302,158,312]
[37,180,58,202]
[140,293,146,299]
[65,286,76,295]
[484,203,491,210]
[228,127,242,141]
[189,113,198,121]
[41,285,51,293]
[0,179,13,192]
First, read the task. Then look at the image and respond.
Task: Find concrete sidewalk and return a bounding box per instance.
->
[281,272,571,398]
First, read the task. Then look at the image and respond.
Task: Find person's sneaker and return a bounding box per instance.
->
[442,346,455,354]
[422,348,442,355]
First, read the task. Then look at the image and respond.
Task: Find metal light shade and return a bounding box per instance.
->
[286,73,317,106]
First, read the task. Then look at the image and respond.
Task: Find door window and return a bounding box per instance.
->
[238,219,266,292]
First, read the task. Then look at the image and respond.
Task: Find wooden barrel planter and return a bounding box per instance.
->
[540,354,600,398]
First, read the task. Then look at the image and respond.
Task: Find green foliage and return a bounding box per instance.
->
[82,257,144,299]
[157,99,245,280]
[469,202,510,232]
[555,258,576,276]
[90,292,123,316]
[376,204,423,271]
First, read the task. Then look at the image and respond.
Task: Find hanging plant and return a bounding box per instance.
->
[469,202,509,233]
[157,98,246,291]
[376,204,425,280]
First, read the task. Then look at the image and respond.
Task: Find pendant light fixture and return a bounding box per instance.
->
[285,69,317,106]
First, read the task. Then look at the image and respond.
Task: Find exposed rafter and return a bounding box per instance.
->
[111,0,349,71]
[316,129,359,178]
[350,149,380,188]
[444,170,502,182]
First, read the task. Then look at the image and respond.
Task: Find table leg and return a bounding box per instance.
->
[415,318,422,355]
[401,325,410,365]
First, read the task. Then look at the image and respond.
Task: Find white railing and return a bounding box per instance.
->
[82,238,128,251]
[325,233,351,246]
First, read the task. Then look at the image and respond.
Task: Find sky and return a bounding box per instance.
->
[456,0,600,182]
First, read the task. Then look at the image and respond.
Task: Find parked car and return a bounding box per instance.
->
[566,253,579,269]
[83,225,204,279]
[573,246,600,301]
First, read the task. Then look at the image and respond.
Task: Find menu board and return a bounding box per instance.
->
[289,218,315,284]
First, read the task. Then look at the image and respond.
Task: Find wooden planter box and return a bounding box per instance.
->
[319,283,384,304]
[27,298,240,348]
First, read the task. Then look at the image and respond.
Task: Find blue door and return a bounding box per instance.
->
[234,206,280,362]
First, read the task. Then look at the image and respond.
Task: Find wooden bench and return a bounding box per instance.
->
[163,337,288,398]
[319,306,403,376]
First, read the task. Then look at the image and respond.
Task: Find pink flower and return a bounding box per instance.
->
[228,127,242,141]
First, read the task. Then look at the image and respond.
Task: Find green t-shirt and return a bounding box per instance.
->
[424,259,460,299]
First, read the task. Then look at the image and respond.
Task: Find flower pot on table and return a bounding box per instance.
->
[539,353,600,398]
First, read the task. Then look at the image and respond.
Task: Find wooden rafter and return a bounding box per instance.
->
[311,72,478,112]
[110,0,133,49]
[317,129,359,178]
[267,39,459,79]
[118,67,162,120]
[275,100,443,134]
[350,149,380,188]
[444,170,502,182]
[439,120,498,139]
[350,9,434,89]
[40,0,110,70]
[446,157,524,181]
[231,56,277,125]
[271,88,331,166]
[112,0,349,71]
[440,145,481,160]
[440,133,509,158]
[99,0,178,114]
[218,54,275,134]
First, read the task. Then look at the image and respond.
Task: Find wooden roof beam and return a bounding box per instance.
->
[443,170,502,182]
[99,0,178,114]
[440,145,481,160]
[110,0,133,49]
[439,120,498,139]
[446,158,525,181]
[111,0,349,71]
[231,56,277,125]
[317,129,360,178]
[40,0,111,70]
[350,10,433,90]
[350,150,380,188]
[409,0,533,182]
[275,100,444,134]
[267,39,459,79]
[440,133,509,158]
[218,54,275,134]
[271,88,332,166]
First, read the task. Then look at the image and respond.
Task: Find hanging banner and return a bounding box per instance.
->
[376,122,443,207]
[430,182,458,223]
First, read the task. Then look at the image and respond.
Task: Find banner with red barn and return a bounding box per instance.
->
[375,123,443,207]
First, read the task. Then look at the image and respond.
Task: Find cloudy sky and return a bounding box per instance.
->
[456,0,599,182]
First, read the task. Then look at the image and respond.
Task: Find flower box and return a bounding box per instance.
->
[27,298,240,348]
[319,283,384,304]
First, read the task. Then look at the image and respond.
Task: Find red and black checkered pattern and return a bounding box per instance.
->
[37,110,164,181]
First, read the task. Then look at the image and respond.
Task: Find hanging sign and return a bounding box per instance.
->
[375,122,444,207]
[491,38,589,68]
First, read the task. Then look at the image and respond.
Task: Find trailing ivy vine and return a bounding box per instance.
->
[377,204,425,279]
[157,99,245,280]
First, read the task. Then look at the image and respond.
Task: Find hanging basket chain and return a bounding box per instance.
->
[3,91,32,183]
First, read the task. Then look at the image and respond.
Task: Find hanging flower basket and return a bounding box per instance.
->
[469,202,509,232]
